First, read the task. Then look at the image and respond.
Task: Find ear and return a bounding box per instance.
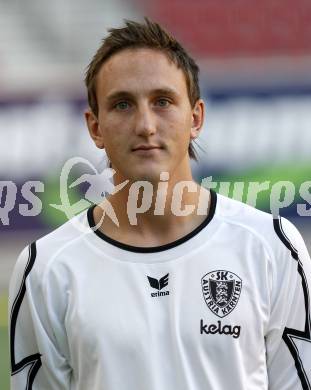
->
[190,99,205,141]
[85,109,105,149]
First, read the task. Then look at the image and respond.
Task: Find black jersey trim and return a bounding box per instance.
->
[87,189,217,253]
[273,217,311,390]
[10,242,42,389]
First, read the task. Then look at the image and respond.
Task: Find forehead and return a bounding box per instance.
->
[96,48,188,97]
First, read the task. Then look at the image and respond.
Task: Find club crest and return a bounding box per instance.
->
[201,270,242,318]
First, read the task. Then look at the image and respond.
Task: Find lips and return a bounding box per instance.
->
[132,145,162,151]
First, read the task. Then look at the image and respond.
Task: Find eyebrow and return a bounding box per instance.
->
[150,88,179,98]
[105,88,179,104]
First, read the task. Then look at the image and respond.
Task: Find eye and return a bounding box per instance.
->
[115,101,130,110]
[156,98,170,107]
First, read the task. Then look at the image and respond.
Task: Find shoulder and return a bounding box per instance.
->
[215,193,275,243]
[36,209,90,260]
[10,209,91,289]
[215,193,307,261]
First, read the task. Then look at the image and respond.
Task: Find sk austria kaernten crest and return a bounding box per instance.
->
[201,270,242,318]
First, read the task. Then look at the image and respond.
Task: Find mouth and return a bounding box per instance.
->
[132,145,163,153]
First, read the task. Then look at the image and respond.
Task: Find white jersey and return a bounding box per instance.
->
[9,191,311,390]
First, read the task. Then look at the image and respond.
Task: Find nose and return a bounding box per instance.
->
[134,105,156,137]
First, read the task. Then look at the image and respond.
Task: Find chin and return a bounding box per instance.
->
[127,165,166,183]
[132,171,161,183]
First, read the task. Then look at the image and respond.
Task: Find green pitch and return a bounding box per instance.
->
[0,294,9,390]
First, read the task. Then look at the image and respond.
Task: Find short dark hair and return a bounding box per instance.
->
[85,18,201,161]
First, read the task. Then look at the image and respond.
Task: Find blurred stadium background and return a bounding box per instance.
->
[1,0,311,388]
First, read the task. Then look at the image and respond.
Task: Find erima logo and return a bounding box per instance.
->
[147,273,170,297]
[201,270,242,318]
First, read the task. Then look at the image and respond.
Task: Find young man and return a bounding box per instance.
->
[9,19,311,390]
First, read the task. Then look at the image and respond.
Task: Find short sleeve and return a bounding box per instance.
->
[9,242,72,389]
[266,217,311,390]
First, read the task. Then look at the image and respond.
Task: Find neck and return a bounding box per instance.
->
[94,170,211,246]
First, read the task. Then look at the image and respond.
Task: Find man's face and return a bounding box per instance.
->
[86,48,204,182]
